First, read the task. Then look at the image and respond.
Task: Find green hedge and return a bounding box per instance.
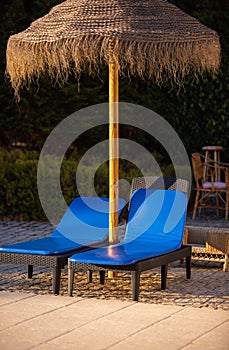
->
[0,149,43,219]
[0,152,79,220]
[0,148,176,220]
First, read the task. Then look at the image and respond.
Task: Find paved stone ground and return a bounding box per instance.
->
[0,213,228,310]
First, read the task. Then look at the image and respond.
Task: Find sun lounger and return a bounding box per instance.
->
[0,196,126,294]
[68,189,191,301]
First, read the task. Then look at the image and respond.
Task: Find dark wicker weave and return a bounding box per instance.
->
[130,177,189,196]
[0,245,100,294]
[0,252,68,294]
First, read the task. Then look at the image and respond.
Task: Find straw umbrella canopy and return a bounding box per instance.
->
[6,0,220,244]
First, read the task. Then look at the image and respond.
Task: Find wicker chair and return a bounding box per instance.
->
[191,153,229,220]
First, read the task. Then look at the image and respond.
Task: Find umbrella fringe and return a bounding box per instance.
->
[6,35,220,100]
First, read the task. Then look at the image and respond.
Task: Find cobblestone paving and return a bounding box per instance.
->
[0,216,228,310]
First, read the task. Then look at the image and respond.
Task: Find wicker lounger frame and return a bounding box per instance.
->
[0,246,94,294]
[68,245,192,301]
[0,197,125,294]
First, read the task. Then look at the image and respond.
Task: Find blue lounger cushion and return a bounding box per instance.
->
[69,189,187,266]
[0,197,126,255]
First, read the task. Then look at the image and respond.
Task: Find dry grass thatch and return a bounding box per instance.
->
[6,0,221,98]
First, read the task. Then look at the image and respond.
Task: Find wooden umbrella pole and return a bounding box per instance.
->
[108,40,119,278]
[109,39,119,245]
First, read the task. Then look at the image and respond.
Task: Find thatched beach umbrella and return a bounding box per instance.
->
[6,0,220,245]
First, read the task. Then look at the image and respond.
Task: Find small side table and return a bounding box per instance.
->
[185,225,229,271]
[202,145,223,181]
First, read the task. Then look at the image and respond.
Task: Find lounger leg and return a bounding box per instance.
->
[186,255,191,279]
[87,270,92,283]
[68,266,74,296]
[99,271,105,284]
[28,265,33,278]
[131,271,140,301]
[161,264,167,290]
[52,267,61,295]
[223,254,229,272]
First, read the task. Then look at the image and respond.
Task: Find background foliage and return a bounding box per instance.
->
[0,0,228,219]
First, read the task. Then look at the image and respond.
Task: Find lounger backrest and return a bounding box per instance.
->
[130,176,189,197]
[125,189,187,247]
[52,197,126,244]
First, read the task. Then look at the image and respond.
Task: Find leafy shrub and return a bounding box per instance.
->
[0,148,178,220]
